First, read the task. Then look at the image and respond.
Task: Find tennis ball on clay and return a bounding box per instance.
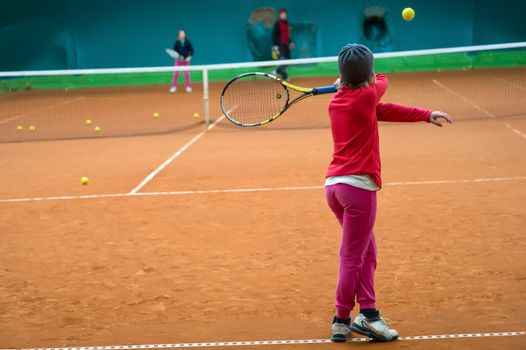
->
[402,7,415,21]
[153,112,160,118]
[80,176,89,185]
[94,126,101,132]
[29,125,36,132]
[193,112,199,118]
[16,125,23,131]
[85,119,92,125]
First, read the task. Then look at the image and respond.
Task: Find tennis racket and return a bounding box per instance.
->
[165,48,180,60]
[220,72,337,127]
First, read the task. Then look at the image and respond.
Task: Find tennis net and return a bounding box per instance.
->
[1,42,525,142]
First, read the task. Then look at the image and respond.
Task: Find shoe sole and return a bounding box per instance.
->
[351,324,398,342]
[330,335,347,342]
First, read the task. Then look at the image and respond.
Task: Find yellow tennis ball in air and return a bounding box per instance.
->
[29,125,36,132]
[16,125,23,131]
[193,112,199,118]
[85,119,92,125]
[94,126,101,132]
[80,176,89,185]
[402,7,415,21]
[153,112,160,118]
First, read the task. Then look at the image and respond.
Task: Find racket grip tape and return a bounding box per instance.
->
[312,86,338,95]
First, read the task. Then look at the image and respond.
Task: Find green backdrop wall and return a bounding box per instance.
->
[1,0,525,71]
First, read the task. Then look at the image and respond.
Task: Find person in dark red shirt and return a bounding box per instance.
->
[272,9,294,81]
[327,44,452,343]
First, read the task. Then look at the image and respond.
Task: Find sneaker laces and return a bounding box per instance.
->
[379,317,391,325]
[368,317,396,334]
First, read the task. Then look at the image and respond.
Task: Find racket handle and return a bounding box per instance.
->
[312,86,338,95]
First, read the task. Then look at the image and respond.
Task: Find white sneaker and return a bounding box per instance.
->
[170,86,177,93]
[351,313,398,342]
[331,316,351,342]
[186,86,192,93]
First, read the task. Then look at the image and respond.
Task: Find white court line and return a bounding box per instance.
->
[432,79,495,119]
[387,176,526,185]
[494,76,526,91]
[0,97,86,125]
[128,114,227,194]
[432,79,526,139]
[504,123,526,139]
[1,176,525,204]
[4,331,524,350]
[0,116,24,124]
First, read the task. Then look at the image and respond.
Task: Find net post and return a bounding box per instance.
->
[202,67,210,125]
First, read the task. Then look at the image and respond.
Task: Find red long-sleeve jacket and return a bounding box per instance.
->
[326,74,431,188]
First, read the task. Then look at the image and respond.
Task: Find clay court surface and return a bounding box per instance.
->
[0,68,525,349]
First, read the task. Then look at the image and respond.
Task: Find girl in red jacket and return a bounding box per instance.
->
[327,44,452,343]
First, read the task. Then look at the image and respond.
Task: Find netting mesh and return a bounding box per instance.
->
[1,43,525,142]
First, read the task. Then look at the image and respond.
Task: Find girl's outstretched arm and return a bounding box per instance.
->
[377,103,453,126]
[376,102,431,122]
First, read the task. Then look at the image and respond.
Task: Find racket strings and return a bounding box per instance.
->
[222,74,288,126]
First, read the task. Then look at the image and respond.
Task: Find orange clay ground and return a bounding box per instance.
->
[0,117,525,350]
[0,67,525,349]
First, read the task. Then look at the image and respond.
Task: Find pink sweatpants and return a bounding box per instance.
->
[326,183,377,319]
[172,61,191,87]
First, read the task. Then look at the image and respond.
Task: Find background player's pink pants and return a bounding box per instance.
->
[325,183,377,319]
[172,61,191,87]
